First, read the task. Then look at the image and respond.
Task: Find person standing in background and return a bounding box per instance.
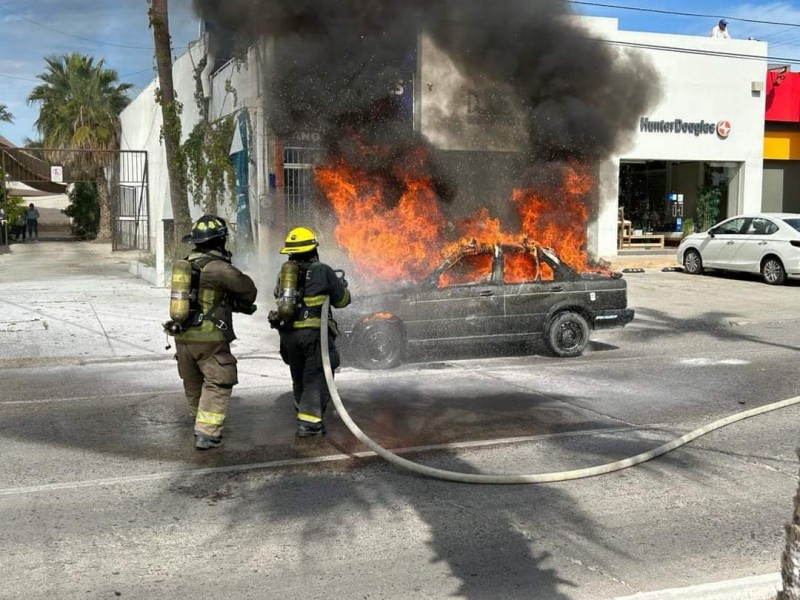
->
[25,203,40,241]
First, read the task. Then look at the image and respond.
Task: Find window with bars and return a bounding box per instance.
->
[283,146,323,227]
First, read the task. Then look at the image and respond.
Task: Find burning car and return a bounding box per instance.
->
[337,241,634,369]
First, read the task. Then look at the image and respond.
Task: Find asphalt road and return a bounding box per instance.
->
[0,240,798,599]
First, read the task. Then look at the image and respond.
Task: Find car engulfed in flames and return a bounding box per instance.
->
[312,142,634,369]
[336,241,634,370]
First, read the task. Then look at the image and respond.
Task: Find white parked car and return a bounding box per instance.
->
[677,213,800,285]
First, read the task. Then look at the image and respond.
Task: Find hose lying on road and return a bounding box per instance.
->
[321,298,800,484]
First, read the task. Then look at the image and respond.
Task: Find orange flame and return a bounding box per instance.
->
[315,157,446,281]
[315,148,598,284]
[513,165,593,273]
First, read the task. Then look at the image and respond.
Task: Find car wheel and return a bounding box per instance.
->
[683,249,703,275]
[761,256,786,285]
[353,320,406,370]
[546,311,590,358]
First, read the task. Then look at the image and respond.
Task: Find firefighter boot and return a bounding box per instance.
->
[296,422,326,437]
[195,433,222,450]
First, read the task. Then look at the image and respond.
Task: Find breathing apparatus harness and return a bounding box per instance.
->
[163,252,256,349]
[268,259,332,331]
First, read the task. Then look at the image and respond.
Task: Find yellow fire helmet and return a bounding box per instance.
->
[280,226,319,255]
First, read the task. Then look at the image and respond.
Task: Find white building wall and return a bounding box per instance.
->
[598,20,767,257]
[121,37,227,283]
[207,46,265,229]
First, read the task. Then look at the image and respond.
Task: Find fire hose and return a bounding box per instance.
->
[320,297,800,484]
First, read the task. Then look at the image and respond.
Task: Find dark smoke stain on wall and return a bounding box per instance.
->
[194,0,660,208]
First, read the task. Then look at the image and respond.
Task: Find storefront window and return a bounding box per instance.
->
[619,160,741,237]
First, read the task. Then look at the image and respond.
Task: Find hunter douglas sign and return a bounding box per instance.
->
[640,117,731,139]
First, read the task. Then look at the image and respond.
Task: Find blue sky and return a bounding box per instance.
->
[2,1,800,145]
[0,0,198,145]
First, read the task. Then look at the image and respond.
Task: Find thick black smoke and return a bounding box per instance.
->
[194,0,660,207]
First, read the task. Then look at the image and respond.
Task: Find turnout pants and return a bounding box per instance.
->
[279,328,340,425]
[175,341,238,438]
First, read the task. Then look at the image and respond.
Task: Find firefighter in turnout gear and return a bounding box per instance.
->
[270,226,351,437]
[168,215,258,450]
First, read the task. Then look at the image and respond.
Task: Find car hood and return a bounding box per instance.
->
[680,232,707,244]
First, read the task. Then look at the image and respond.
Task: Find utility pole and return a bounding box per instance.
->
[148,0,191,252]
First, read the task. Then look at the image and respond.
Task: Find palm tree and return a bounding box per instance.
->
[28,53,132,242]
[0,103,13,123]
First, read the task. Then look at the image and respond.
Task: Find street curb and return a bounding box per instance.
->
[613,572,781,600]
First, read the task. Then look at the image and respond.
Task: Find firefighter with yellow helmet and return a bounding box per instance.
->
[269,226,351,436]
[165,215,258,450]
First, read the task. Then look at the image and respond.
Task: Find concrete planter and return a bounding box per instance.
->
[128,260,164,286]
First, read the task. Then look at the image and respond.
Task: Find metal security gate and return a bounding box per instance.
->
[0,147,149,251]
[283,146,322,227]
[113,151,149,251]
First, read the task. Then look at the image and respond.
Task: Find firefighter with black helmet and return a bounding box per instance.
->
[166,215,258,450]
[269,226,351,437]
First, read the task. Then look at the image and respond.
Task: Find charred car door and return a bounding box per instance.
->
[499,246,574,337]
[415,249,504,341]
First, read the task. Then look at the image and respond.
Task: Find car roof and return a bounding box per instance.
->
[724,213,800,220]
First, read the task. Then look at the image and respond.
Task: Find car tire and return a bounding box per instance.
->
[761,256,786,285]
[545,311,590,358]
[353,320,406,370]
[683,249,703,275]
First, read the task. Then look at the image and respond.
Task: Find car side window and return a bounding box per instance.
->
[745,218,776,235]
[504,251,537,284]
[714,218,747,235]
[437,253,494,287]
[503,250,554,283]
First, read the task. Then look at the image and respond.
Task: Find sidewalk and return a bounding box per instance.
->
[604,249,680,271]
[0,238,278,367]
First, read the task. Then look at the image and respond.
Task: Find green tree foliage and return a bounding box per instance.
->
[696,185,721,232]
[183,114,236,214]
[28,53,132,242]
[0,103,14,123]
[63,181,100,240]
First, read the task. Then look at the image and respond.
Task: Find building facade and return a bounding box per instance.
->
[120,16,769,283]
[763,67,800,213]
[595,18,767,255]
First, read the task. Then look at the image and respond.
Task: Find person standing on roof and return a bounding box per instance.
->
[711,19,731,39]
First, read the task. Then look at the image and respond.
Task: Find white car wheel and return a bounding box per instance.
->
[683,249,703,275]
[761,257,786,285]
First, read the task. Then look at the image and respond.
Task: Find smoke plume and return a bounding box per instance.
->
[194,0,660,212]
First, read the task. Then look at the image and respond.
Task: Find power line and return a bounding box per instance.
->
[563,0,800,28]
[121,67,156,79]
[0,72,39,83]
[0,2,191,51]
[0,3,154,50]
[419,12,798,65]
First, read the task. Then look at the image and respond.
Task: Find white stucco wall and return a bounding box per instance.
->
[120,37,213,283]
[599,20,767,256]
